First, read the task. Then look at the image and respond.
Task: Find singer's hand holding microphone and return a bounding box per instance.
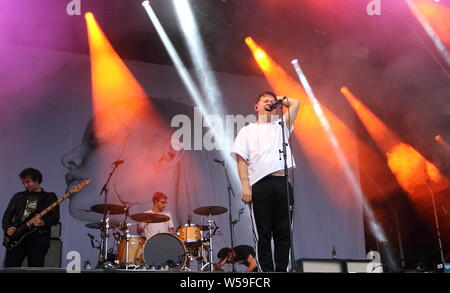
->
[265,96,288,112]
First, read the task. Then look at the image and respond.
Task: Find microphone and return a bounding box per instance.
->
[214,158,225,165]
[266,97,287,112]
[187,214,192,225]
[87,233,96,248]
[112,160,124,166]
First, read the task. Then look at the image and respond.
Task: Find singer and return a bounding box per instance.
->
[230,91,300,272]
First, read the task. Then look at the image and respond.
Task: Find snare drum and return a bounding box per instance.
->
[142,233,187,271]
[117,235,146,266]
[176,224,202,246]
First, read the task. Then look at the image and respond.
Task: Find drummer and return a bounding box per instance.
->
[137,192,174,239]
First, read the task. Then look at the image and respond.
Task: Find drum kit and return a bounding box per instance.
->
[85,203,228,271]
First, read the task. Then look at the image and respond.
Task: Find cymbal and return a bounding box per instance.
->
[90,204,127,215]
[130,213,170,223]
[117,222,139,231]
[193,206,228,216]
[85,221,119,230]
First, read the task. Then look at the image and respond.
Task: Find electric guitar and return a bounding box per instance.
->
[3,179,90,251]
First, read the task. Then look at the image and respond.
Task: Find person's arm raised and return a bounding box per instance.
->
[278,96,300,128]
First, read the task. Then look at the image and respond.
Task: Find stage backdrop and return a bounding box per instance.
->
[0,44,365,271]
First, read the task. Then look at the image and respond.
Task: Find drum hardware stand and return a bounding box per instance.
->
[194,236,208,271]
[116,194,140,270]
[180,251,192,271]
[184,246,201,271]
[120,207,133,270]
[98,160,123,268]
[97,211,112,268]
[124,222,131,270]
[199,214,217,271]
[200,242,212,271]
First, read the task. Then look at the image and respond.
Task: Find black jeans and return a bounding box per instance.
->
[251,175,294,272]
[4,231,50,267]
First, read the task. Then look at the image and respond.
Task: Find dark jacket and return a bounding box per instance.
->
[2,189,60,236]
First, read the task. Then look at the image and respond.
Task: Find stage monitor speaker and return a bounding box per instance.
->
[51,223,61,238]
[438,263,450,273]
[345,259,383,273]
[22,238,63,268]
[296,258,344,273]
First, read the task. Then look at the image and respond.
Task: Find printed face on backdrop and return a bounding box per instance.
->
[61,98,186,223]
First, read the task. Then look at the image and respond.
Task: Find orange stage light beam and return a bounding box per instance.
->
[85,12,154,118]
[341,86,449,200]
[84,13,180,203]
[85,12,166,138]
[245,37,394,205]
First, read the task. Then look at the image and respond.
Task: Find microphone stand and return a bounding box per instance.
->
[98,161,121,268]
[424,181,446,267]
[277,104,296,272]
[216,159,237,272]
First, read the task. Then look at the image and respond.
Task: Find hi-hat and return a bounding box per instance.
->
[90,204,127,215]
[85,221,119,230]
[193,206,228,216]
[130,213,170,223]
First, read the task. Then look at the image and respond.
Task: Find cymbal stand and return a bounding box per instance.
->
[98,161,121,268]
[122,207,132,270]
[200,213,216,271]
[98,211,111,267]
[199,242,211,271]
[195,230,206,271]
[125,224,130,270]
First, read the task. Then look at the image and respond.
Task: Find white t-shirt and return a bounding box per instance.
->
[138,210,174,240]
[231,118,295,186]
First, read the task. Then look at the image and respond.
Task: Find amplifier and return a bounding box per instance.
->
[22,238,63,268]
[296,258,344,273]
[345,259,383,273]
[51,223,61,238]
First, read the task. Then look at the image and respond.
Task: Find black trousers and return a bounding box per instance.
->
[251,175,294,272]
[3,231,50,267]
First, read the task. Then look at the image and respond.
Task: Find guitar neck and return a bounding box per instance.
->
[27,192,70,224]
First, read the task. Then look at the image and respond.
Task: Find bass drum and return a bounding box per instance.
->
[143,233,187,271]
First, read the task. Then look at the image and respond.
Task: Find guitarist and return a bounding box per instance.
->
[2,168,60,267]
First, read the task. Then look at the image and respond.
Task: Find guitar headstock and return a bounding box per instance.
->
[69,179,91,194]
